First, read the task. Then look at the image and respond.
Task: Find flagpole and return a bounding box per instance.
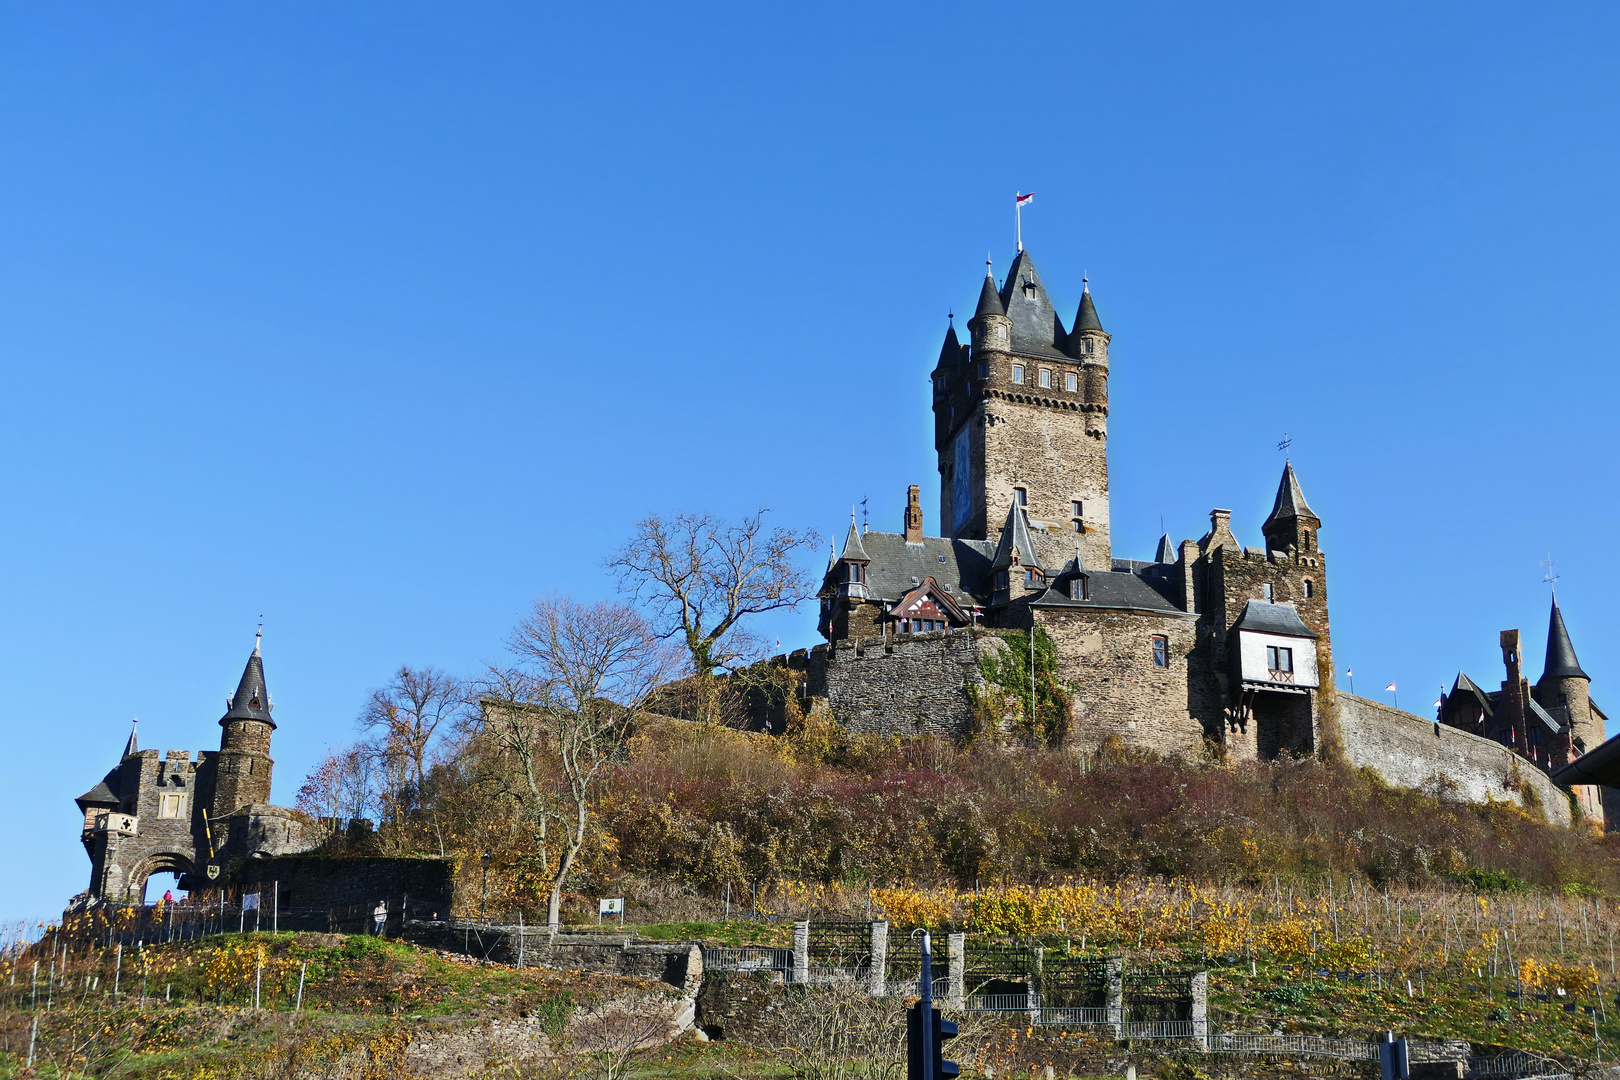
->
[1016,191,1022,252]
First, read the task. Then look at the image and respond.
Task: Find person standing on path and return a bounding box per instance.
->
[373,899,387,936]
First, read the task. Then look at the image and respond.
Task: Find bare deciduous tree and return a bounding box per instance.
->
[476,595,675,929]
[296,745,380,831]
[608,510,819,723]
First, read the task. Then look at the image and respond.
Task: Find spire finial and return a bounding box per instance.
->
[1277,432,1293,461]
[1083,270,1089,293]
[1541,554,1560,595]
[947,309,954,327]
[986,253,993,278]
[254,617,263,656]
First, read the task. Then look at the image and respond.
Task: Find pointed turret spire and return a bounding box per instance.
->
[122,718,139,759]
[1544,598,1590,681]
[222,635,276,727]
[991,500,1041,573]
[1155,533,1176,564]
[1073,278,1103,332]
[838,512,870,563]
[974,260,1005,318]
[1264,462,1314,525]
[825,542,837,575]
[935,323,962,370]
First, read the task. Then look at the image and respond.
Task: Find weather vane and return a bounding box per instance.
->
[860,496,869,534]
[1541,555,1559,594]
[1277,432,1293,460]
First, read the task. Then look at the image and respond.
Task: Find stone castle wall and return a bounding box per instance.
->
[1035,607,1211,757]
[804,630,991,738]
[1337,694,1572,825]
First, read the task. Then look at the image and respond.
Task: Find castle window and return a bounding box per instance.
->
[977,362,987,379]
[1066,372,1077,392]
[1303,579,1313,598]
[1152,636,1169,668]
[1266,646,1294,674]
[158,794,187,819]
[996,326,1007,341]
[1014,486,1027,506]
[1085,339,1094,355]
[847,563,863,584]
[996,571,1009,590]
[1263,583,1274,603]
[1071,576,1088,600]
[1071,501,1083,518]
[1039,369,1051,388]
[1025,568,1035,583]
[1012,364,1025,384]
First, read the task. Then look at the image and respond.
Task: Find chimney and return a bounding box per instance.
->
[904,484,924,543]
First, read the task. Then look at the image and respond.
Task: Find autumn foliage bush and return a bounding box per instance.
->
[596,719,1620,896]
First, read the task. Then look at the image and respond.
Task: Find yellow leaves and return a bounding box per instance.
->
[1519,957,1599,996]
[871,887,956,930]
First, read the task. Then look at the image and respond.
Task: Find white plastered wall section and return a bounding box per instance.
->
[1234,630,1320,689]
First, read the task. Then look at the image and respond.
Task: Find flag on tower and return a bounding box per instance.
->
[1015,191,1034,207]
[1385,682,1397,693]
[1345,667,1353,677]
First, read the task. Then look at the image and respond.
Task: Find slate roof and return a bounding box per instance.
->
[838,517,870,563]
[826,530,996,606]
[1073,285,1103,332]
[1527,697,1564,735]
[998,250,1072,360]
[1543,599,1590,681]
[76,776,120,810]
[935,324,963,371]
[122,718,139,759]
[1449,672,1495,717]
[1032,569,1188,615]
[974,270,1005,318]
[991,502,1041,571]
[1263,462,1316,528]
[1154,533,1176,563]
[222,638,275,726]
[1230,600,1319,638]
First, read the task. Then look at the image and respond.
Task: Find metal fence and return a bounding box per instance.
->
[700,947,792,975]
[1208,1033,1378,1059]
[1466,1051,1566,1078]
[965,993,1032,1013]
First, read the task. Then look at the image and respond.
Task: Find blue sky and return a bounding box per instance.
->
[2,3,1617,924]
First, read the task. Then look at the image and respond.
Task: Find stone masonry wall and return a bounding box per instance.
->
[807,631,989,737]
[234,855,458,916]
[1338,694,1572,825]
[1036,607,1210,757]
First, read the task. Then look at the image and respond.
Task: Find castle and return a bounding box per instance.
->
[786,246,1602,825]
[73,632,317,904]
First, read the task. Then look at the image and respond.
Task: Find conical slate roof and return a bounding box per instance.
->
[973,269,1005,318]
[1263,462,1316,527]
[1073,285,1103,332]
[991,500,1042,572]
[122,718,139,759]
[1543,599,1590,681]
[838,515,869,563]
[221,636,276,727]
[935,324,962,370]
[998,250,1070,359]
[1155,533,1176,564]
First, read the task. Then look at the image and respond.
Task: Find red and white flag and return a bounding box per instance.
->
[1015,191,1035,207]
[1385,682,1397,693]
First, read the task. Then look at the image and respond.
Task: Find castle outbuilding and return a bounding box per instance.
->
[73,633,317,904]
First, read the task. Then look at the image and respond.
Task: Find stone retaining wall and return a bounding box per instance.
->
[1337,694,1572,825]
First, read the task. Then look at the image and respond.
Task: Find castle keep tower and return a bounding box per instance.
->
[933,251,1112,567]
[211,633,276,816]
[1537,598,1600,755]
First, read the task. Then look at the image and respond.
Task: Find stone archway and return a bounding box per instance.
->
[125,851,195,904]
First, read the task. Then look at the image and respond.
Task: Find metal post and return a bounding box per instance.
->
[919,931,935,1075]
[114,944,122,998]
[254,949,262,1010]
[30,962,37,1009]
[481,853,491,924]
[517,911,524,969]
[273,881,279,934]
[26,1017,37,1069]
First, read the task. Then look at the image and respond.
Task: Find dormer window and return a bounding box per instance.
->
[1021,277,1036,299]
[846,563,864,584]
[1025,568,1035,583]
[1014,487,1027,506]
[996,570,1009,591]
[1070,576,1088,601]
[1012,364,1025,384]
